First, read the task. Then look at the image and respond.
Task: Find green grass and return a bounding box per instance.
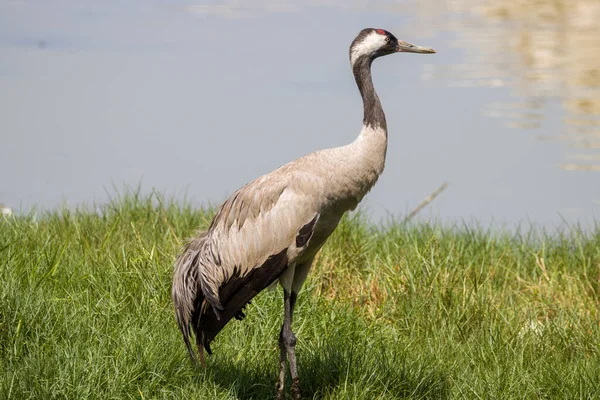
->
[1,192,599,399]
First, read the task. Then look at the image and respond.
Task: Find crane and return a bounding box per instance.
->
[172,28,435,399]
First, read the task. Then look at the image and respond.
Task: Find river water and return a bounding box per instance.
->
[1,0,598,228]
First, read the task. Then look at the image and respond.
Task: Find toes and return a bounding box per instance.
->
[275,386,285,400]
[291,377,301,400]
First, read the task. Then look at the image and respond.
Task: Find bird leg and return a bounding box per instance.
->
[287,291,300,399]
[276,290,300,400]
[276,337,287,400]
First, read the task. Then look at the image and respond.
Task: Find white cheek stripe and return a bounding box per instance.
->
[350,32,386,65]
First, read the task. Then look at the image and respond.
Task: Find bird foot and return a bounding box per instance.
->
[291,377,301,400]
[275,381,285,400]
[276,384,285,400]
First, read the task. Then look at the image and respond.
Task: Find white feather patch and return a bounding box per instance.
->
[350,32,386,66]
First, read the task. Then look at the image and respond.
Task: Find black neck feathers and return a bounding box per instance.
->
[352,55,387,131]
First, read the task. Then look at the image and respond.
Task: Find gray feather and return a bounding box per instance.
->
[172,231,207,363]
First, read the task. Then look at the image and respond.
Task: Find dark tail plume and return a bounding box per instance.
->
[173,232,290,364]
[172,232,207,365]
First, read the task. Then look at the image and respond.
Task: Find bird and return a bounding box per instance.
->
[172,28,435,399]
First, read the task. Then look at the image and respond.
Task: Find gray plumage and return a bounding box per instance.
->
[172,28,435,399]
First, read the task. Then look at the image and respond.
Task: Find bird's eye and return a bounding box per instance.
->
[385,36,390,43]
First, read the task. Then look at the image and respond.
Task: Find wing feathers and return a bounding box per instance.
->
[174,170,324,361]
[194,247,289,355]
[296,214,318,247]
[172,232,207,364]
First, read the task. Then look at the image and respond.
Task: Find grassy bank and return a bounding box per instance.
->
[1,193,599,399]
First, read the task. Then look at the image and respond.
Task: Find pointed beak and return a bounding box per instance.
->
[396,40,436,54]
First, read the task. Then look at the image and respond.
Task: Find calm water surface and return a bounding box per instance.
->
[1,0,599,228]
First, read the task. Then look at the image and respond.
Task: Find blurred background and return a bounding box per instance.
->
[1,0,599,229]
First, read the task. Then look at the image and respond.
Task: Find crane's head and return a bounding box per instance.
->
[350,28,435,66]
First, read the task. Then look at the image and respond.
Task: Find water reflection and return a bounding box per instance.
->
[1,0,598,225]
[405,0,600,171]
[189,0,600,171]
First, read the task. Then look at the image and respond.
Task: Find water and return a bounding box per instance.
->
[1,0,599,228]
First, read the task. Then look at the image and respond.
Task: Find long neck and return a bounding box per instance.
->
[352,56,387,132]
[332,55,387,201]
